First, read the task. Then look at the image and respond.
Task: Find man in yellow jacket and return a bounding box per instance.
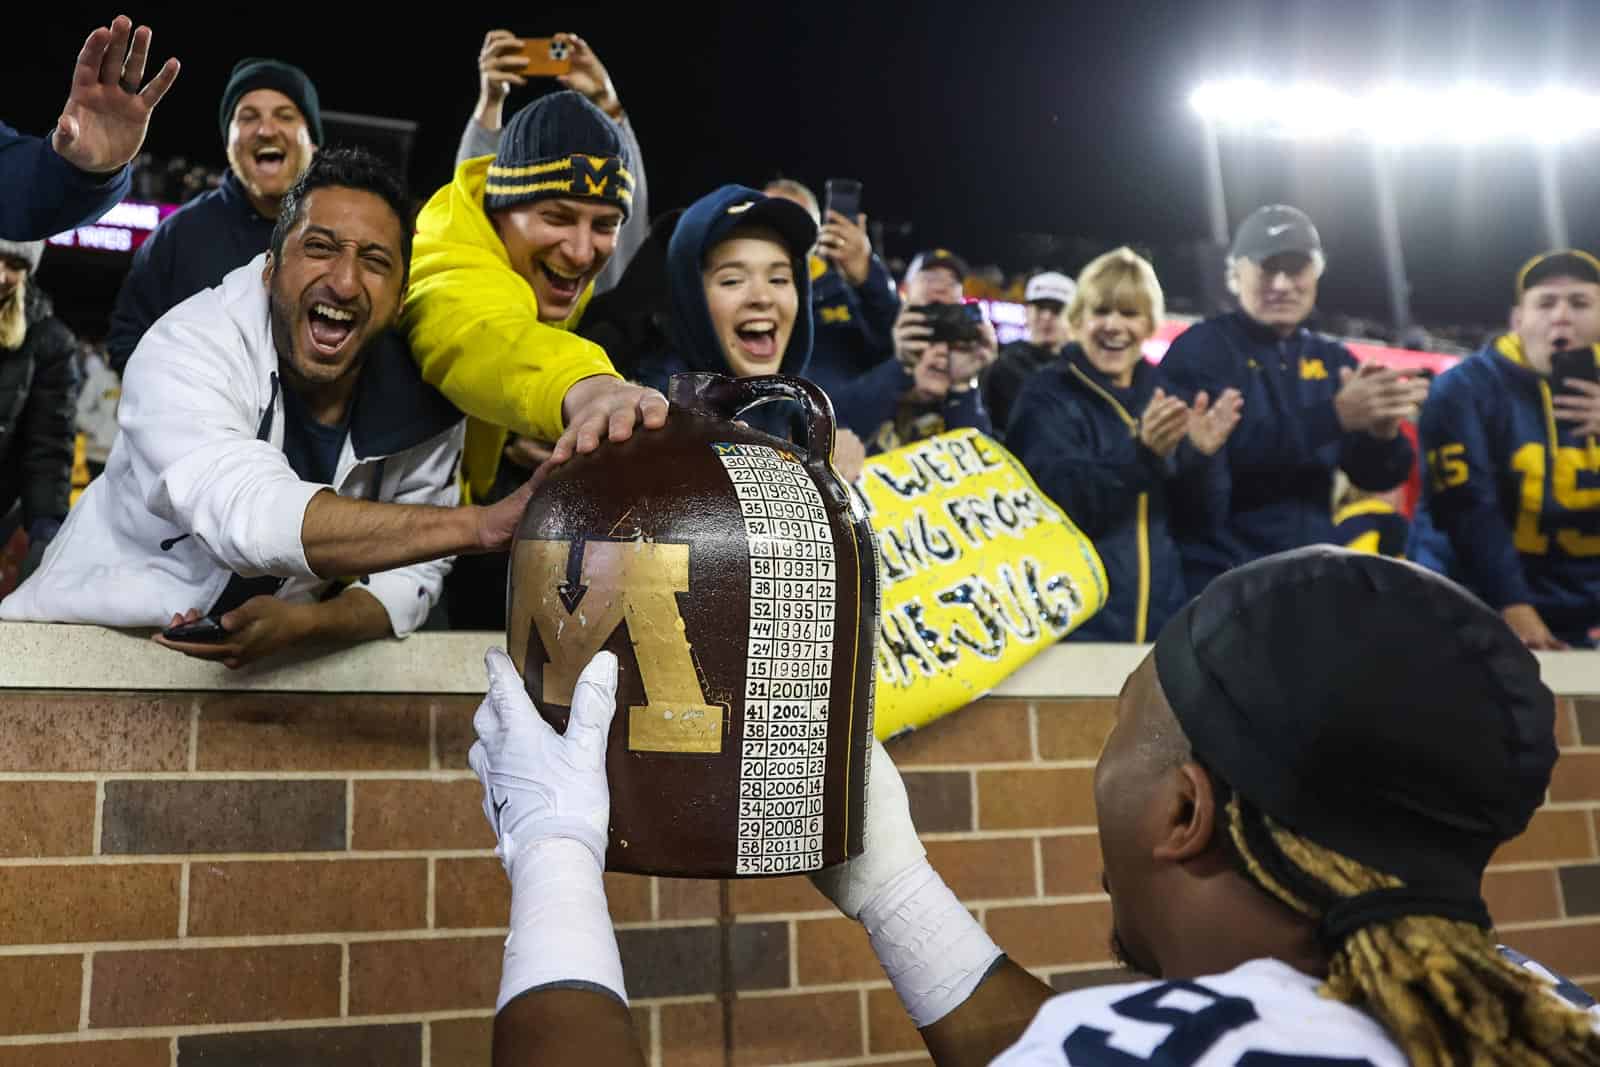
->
[403,89,666,626]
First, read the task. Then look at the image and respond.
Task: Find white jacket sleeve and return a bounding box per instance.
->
[358,421,466,637]
[119,307,323,580]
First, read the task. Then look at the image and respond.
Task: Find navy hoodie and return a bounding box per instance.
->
[1158,311,1415,593]
[1006,345,1227,643]
[1420,335,1600,646]
[635,185,814,435]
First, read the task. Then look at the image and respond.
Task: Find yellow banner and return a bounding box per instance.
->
[858,429,1107,739]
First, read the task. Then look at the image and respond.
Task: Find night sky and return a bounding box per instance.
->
[13,1,1600,332]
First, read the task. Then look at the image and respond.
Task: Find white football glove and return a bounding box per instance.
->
[468,647,619,873]
[810,737,928,919]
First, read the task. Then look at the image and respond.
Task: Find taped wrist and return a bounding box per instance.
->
[497,837,626,1011]
[859,859,1004,1028]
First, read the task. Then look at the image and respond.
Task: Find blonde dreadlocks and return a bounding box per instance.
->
[1224,793,1599,1067]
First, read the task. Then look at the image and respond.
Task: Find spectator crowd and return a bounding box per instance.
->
[3,14,1599,664]
[5,15,1600,1067]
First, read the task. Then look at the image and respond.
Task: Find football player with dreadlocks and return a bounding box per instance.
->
[467,547,1599,1065]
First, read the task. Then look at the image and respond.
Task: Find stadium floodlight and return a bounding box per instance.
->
[1189,80,1600,145]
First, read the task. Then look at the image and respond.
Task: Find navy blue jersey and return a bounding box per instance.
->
[1420,335,1600,646]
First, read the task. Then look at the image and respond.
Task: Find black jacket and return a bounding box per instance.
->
[106,170,275,373]
[983,339,1060,442]
[0,284,81,527]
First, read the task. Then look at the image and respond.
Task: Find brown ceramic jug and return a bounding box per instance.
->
[508,372,879,877]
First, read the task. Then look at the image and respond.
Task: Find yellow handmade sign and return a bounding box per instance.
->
[857,429,1107,738]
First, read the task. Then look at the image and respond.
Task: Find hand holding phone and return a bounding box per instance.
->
[1551,344,1599,394]
[822,178,862,224]
[160,616,229,644]
[519,37,574,77]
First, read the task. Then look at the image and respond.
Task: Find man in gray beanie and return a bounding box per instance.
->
[0,240,81,579]
[105,57,322,374]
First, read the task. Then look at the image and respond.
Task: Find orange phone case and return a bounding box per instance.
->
[520,37,573,77]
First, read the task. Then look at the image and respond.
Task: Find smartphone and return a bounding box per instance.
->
[823,179,862,224]
[1551,346,1599,394]
[161,616,229,644]
[912,302,985,344]
[519,37,573,77]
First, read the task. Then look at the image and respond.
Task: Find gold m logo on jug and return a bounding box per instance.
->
[510,539,723,754]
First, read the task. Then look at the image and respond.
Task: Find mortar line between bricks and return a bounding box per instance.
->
[169,1034,178,1067]
[92,779,105,857]
[0,770,478,781]
[0,927,514,956]
[341,942,351,1018]
[78,950,92,1031]
[1489,859,1598,873]
[429,700,440,772]
[0,849,499,866]
[898,760,1099,772]
[968,770,979,830]
[427,857,437,929]
[1498,915,1600,931]
[772,1055,934,1067]
[1028,700,1040,762]
[178,862,190,938]
[346,779,355,852]
[421,1012,431,1066]
[788,920,799,988]
[915,828,1100,842]
[1033,836,1045,899]
[187,698,199,773]
[729,980,924,1001]
[857,987,870,1058]
[0,920,741,957]
[650,1004,662,1067]
[0,1008,525,1046]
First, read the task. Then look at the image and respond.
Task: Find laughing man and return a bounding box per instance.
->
[1,151,534,669]
[106,58,322,373]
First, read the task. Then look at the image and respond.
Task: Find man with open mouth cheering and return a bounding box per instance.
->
[2,150,533,671]
[105,57,322,375]
[403,88,668,627]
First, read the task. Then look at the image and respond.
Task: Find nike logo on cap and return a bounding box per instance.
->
[1267,223,1294,236]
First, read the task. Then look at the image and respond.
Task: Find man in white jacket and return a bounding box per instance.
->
[2,148,532,669]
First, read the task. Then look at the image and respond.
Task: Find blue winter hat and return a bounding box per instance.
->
[219,58,323,145]
[484,91,634,220]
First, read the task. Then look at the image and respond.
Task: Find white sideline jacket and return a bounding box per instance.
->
[1,256,466,637]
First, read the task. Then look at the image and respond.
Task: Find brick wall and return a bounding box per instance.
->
[0,686,1594,1066]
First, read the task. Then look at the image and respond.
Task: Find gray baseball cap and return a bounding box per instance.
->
[1231,204,1322,263]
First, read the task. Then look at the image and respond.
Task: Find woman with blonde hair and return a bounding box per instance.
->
[1008,247,1242,641]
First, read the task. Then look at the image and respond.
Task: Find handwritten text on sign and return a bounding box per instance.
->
[857,430,1107,738]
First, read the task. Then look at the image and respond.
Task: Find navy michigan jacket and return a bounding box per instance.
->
[1006,345,1226,643]
[1158,311,1415,591]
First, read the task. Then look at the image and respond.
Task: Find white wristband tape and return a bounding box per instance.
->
[498,837,627,1012]
[860,859,1005,1028]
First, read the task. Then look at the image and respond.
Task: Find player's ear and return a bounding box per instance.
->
[1151,761,1217,863]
